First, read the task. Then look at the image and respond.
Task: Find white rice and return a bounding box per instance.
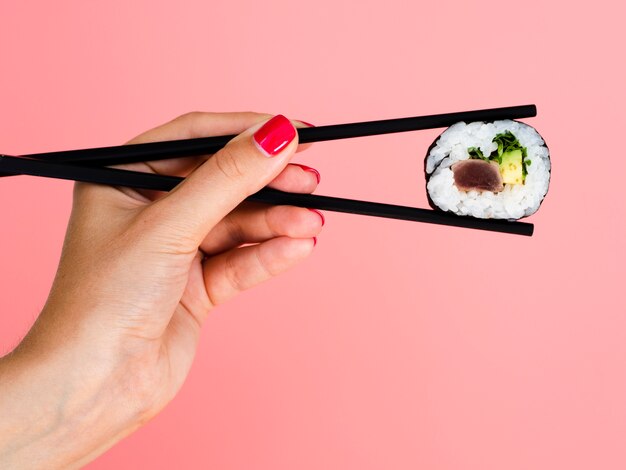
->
[425,120,550,219]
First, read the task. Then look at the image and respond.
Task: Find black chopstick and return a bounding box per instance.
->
[0,154,534,236]
[17,105,536,166]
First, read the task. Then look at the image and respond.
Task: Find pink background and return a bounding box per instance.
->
[1,1,624,469]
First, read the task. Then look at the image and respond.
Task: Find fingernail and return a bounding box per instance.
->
[313,236,317,247]
[253,114,296,157]
[308,208,325,226]
[296,120,315,127]
[293,164,321,184]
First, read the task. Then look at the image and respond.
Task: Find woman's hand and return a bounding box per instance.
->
[0,112,323,469]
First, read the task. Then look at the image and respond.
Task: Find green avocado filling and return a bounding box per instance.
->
[467,131,531,184]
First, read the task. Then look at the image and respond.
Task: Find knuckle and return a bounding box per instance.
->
[173,111,216,139]
[223,215,246,246]
[264,206,283,238]
[254,246,276,278]
[130,204,198,256]
[243,111,270,120]
[176,110,204,122]
[214,145,246,181]
[224,253,248,293]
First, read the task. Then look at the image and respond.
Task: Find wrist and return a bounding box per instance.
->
[0,326,147,469]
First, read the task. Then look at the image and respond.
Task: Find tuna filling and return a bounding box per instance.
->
[451,159,504,193]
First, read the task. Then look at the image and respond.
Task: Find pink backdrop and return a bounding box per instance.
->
[1,1,624,468]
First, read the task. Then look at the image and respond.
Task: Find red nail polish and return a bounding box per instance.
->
[253,114,296,157]
[313,237,317,247]
[308,208,325,226]
[296,120,315,127]
[293,164,321,184]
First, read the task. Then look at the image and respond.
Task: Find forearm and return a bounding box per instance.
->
[0,330,143,469]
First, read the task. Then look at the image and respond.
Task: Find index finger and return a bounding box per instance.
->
[117,112,313,178]
[118,111,273,177]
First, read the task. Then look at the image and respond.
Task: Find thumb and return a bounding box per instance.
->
[142,114,298,252]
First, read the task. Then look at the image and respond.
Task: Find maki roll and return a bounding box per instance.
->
[425,120,550,220]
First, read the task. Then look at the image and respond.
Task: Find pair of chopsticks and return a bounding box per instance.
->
[0,105,536,236]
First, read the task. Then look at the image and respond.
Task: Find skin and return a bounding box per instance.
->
[0,112,323,469]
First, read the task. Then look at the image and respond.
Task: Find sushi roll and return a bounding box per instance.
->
[425,120,550,220]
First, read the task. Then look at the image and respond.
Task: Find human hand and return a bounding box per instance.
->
[0,112,323,469]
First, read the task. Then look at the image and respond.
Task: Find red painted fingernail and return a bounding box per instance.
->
[253,114,296,157]
[293,164,321,184]
[313,237,317,247]
[296,120,315,127]
[308,208,325,226]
